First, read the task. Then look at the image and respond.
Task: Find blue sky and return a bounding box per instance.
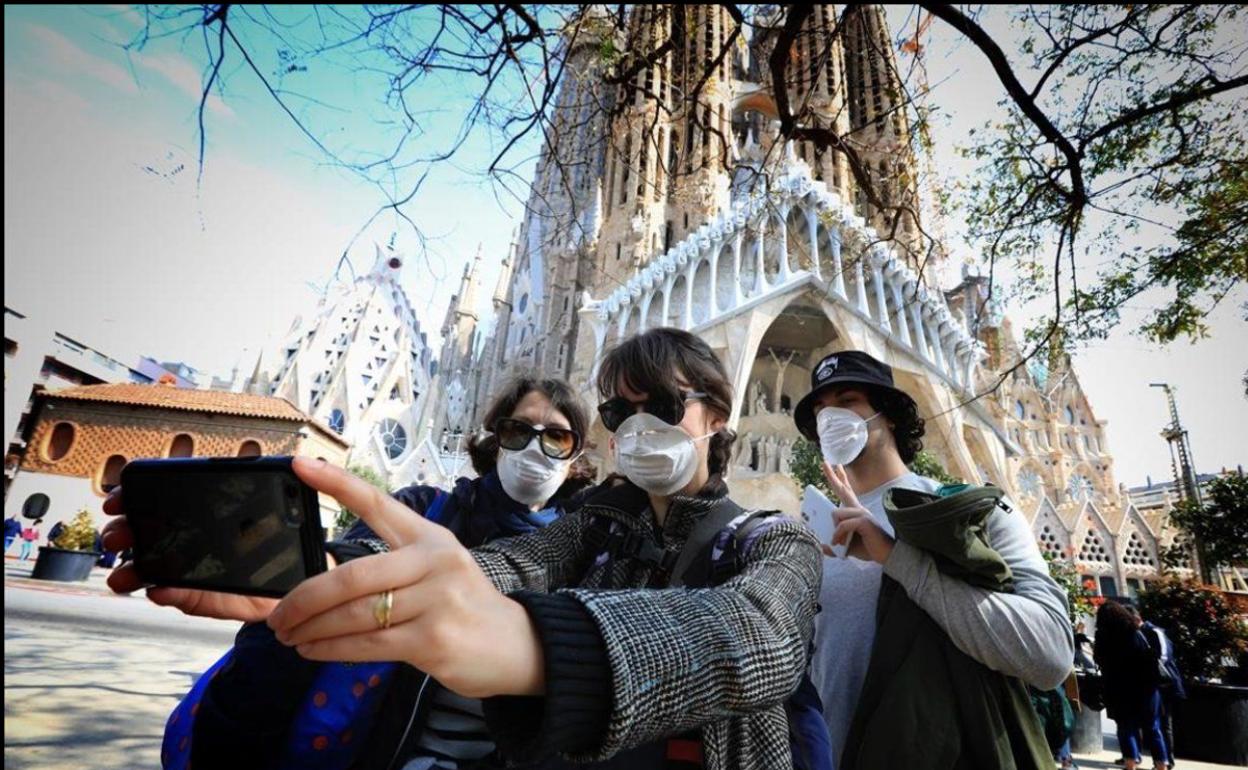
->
[4,4,536,375]
[4,5,1245,486]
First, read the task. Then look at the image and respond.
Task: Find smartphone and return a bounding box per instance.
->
[121,456,328,597]
[800,485,853,559]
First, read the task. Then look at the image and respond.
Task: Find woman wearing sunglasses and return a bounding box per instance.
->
[101,377,599,769]
[250,328,823,769]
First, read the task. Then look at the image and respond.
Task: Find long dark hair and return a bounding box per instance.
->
[1095,599,1140,653]
[467,377,595,494]
[597,327,737,477]
[865,385,925,464]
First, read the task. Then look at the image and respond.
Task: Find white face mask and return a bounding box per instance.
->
[816,406,881,467]
[497,442,570,508]
[613,412,715,496]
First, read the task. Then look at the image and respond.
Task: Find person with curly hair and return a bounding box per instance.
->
[1097,601,1172,770]
[792,350,1073,764]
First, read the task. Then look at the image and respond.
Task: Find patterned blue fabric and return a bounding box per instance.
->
[277,660,399,769]
[162,492,447,770]
[162,649,233,769]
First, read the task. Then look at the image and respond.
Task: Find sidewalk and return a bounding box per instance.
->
[3,554,121,597]
[1071,747,1241,769]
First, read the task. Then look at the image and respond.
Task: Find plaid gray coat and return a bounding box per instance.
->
[471,487,824,769]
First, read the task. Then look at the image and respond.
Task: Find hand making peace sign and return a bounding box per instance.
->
[820,460,896,565]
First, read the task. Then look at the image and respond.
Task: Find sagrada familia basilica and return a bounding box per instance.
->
[255,6,1188,598]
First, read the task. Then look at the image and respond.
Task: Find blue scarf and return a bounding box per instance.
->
[453,471,562,547]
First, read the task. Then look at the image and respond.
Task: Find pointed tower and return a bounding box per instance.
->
[789,5,855,200]
[488,9,616,386]
[429,245,486,455]
[597,5,741,293]
[842,4,925,264]
[441,244,483,378]
[241,347,270,396]
[265,242,435,482]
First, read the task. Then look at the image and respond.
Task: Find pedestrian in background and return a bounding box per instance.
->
[1075,620,1096,671]
[4,514,21,554]
[1130,604,1184,770]
[19,519,41,560]
[1095,600,1170,770]
[46,519,65,546]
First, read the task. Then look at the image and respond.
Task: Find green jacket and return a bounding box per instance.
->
[840,485,1053,770]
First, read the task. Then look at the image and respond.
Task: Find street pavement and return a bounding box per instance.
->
[4,557,239,770]
[4,556,1243,769]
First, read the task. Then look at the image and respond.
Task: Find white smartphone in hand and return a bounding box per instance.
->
[801,485,852,558]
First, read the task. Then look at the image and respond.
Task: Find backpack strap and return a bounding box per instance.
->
[709,511,776,586]
[667,497,747,588]
[669,504,787,589]
[586,514,678,574]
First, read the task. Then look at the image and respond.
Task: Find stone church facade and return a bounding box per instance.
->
[257,245,451,487]
[428,4,1177,598]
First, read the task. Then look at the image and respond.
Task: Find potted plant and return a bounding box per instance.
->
[1138,576,1248,765]
[31,509,102,582]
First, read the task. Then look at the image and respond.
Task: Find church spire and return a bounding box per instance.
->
[493,233,517,307]
[456,244,483,323]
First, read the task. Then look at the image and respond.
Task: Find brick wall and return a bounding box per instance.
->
[22,400,305,493]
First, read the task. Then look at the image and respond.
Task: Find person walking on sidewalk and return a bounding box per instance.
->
[4,514,20,554]
[19,519,41,560]
[1131,604,1184,770]
[1095,600,1171,770]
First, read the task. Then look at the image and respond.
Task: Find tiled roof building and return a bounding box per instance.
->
[7,382,349,537]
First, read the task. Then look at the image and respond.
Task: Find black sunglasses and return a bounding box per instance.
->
[597,390,707,433]
[492,417,582,461]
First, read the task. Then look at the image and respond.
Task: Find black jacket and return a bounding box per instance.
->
[1094,627,1163,722]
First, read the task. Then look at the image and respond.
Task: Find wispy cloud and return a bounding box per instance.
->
[26,24,139,95]
[138,54,236,119]
[98,4,148,39]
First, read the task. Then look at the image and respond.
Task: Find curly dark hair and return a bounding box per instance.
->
[466,377,596,496]
[596,327,737,477]
[1095,599,1141,655]
[864,385,925,465]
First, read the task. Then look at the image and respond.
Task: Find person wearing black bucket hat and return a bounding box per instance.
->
[794,350,1074,765]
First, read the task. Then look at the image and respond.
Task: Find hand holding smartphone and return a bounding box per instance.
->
[121,456,328,598]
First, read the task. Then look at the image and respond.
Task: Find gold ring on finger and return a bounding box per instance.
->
[373,589,394,630]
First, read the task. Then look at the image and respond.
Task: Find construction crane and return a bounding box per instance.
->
[1150,383,1202,505]
[1150,382,1210,581]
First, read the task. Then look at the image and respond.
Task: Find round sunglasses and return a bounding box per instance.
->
[491,417,582,460]
[597,390,707,433]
